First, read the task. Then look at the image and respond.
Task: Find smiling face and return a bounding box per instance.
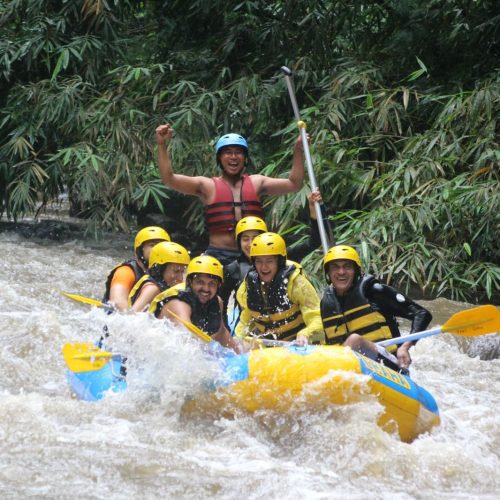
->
[190,273,220,304]
[254,256,279,284]
[327,259,357,296]
[219,146,246,176]
[162,263,187,288]
[240,230,262,259]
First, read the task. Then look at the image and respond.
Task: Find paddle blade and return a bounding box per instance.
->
[165,310,212,343]
[62,343,115,373]
[442,305,500,337]
[61,292,105,308]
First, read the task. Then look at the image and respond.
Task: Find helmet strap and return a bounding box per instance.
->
[137,248,147,268]
[149,263,165,282]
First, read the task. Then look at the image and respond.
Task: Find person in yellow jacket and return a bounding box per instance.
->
[320,245,432,373]
[103,226,171,311]
[128,241,190,312]
[149,255,240,353]
[235,232,322,346]
[220,190,327,315]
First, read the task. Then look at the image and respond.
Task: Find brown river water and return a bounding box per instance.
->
[0,228,499,499]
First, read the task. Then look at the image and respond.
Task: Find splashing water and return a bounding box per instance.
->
[0,231,499,498]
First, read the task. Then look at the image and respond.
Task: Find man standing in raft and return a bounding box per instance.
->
[155,124,306,265]
[320,245,432,373]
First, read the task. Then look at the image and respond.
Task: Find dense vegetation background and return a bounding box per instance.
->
[1,0,498,302]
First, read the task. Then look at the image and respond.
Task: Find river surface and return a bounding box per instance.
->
[0,229,499,499]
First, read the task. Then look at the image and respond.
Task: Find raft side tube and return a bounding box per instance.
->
[356,353,439,416]
[66,358,126,401]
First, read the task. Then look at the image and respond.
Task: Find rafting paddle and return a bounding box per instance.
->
[242,305,500,348]
[60,312,211,375]
[62,342,118,372]
[281,65,330,254]
[377,304,500,347]
[164,309,239,358]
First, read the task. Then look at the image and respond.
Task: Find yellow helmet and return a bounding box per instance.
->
[323,245,362,271]
[148,242,190,268]
[134,226,170,251]
[235,216,268,239]
[186,255,224,282]
[250,232,287,258]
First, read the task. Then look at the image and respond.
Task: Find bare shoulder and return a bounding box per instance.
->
[195,175,216,203]
[161,297,191,320]
[248,174,266,193]
[249,173,297,196]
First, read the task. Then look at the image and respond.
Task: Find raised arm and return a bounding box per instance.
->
[253,134,306,196]
[155,124,212,200]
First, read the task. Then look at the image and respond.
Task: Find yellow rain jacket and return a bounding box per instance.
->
[235,261,322,342]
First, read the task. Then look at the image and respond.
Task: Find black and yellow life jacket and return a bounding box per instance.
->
[244,262,305,341]
[128,274,166,307]
[103,259,143,302]
[148,282,222,336]
[320,275,401,352]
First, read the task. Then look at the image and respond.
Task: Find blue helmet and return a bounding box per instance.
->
[215,133,248,155]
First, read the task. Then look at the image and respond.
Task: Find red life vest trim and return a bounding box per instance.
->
[205,174,264,233]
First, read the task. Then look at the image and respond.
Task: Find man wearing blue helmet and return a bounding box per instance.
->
[155,123,306,266]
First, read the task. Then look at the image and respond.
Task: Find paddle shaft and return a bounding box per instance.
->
[245,336,291,348]
[377,327,443,347]
[249,305,500,349]
[62,292,214,344]
[165,309,212,343]
[379,304,500,347]
[253,324,472,349]
[281,66,329,254]
[247,329,440,348]
[61,291,114,312]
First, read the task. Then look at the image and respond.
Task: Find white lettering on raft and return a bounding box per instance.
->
[362,357,411,389]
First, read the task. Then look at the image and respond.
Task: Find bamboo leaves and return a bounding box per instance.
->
[0,0,498,302]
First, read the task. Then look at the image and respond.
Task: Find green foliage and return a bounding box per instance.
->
[0,0,498,302]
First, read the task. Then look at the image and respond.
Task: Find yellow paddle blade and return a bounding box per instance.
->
[62,342,114,373]
[442,305,500,336]
[165,310,212,343]
[61,292,105,308]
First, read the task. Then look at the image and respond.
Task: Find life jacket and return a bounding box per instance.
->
[103,259,143,302]
[225,258,252,284]
[148,282,222,336]
[205,174,264,234]
[218,258,252,312]
[128,274,168,307]
[244,262,306,341]
[320,275,401,352]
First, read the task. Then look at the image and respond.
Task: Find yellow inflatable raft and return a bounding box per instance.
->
[190,344,440,443]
